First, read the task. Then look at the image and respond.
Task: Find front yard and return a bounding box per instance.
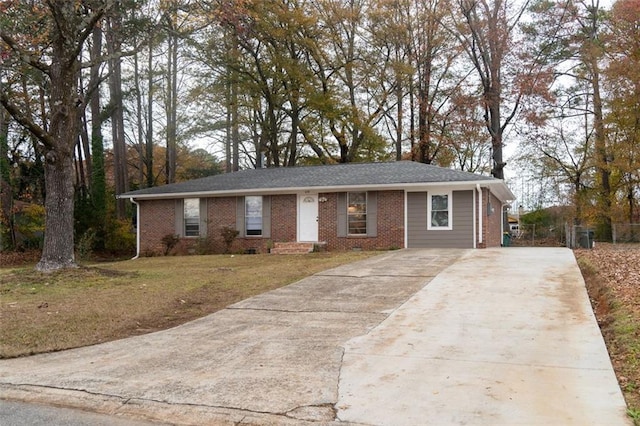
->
[2,245,639,424]
[0,251,375,358]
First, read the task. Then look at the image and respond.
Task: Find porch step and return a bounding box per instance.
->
[270,242,314,254]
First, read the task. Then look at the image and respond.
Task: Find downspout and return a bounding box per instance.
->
[130,198,140,260]
[476,184,483,247]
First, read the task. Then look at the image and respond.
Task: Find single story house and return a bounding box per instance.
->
[119,161,515,256]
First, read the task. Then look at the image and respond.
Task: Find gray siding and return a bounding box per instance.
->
[407,190,474,248]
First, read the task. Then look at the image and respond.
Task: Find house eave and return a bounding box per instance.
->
[119,179,514,203]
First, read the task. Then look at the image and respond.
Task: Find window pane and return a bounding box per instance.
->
[431,211,449,227]
[245,196,262,236]
[349,192,366,205]
[185,218,200,236]
[184,198,199,236]
[348,216,367,234]
[432,195,448,211]
[348,192,367,235]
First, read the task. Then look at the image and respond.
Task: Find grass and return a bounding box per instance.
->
[0,251,377,358]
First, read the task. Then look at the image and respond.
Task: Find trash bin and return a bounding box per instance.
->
[503,232,511,247]
[578,230,594,248]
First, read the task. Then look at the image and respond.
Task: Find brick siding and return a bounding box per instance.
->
[485,190,503,247]
[475,188,503,248]
[138,199,176,255]
[319,191,404,251]
[138,191,405,255]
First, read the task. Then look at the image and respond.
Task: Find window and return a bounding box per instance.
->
[184,198,200,236]
[348,192,367,235]
[428,192,452,230]
[245,196,263,236]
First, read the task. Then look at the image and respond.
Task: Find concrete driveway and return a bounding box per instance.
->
[0,248,630,425]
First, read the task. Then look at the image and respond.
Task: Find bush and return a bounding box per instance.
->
[220,226,239,254]
[14,204,45,249]
[104,218,136,254]
[161,234,180,255]
[77,228,97,260]
[520,208,553,227]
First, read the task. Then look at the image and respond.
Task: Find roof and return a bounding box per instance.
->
[120,161,515,202]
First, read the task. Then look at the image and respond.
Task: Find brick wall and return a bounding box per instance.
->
[139,199,176,255]
[475,188,503,248]
[485,190,503,247]
[270,194,297,242]
[318,190,404,251]
[206,197,237,253]
[138,190,405,255]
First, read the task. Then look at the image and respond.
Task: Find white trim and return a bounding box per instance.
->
[130,199,140,259]
[427,190,453,231]
[404,190,408,248]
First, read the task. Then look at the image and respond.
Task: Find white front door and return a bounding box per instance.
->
[298,194,319,242]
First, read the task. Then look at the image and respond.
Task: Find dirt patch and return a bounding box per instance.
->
[575,244,640,423]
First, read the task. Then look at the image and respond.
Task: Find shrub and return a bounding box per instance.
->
[220,226,239,254]
[14,204,45,249]
[77,228,97,260]
[161,234,180,255]
[104,218,136,254]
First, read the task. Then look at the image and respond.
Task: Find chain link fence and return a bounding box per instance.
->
[508,223,640,248]
[508,224,566,247]
[612,224,640,244]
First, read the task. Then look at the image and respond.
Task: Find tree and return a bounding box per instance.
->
[0,1,114,271]
[453,0,543,179]
[605,0,640,223]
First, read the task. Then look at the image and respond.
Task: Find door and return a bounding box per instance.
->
[298,193,319,242]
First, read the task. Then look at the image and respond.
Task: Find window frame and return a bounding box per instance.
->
[245,195,263,237]
[427,191,453,230]
[183,198,200,237]
[347,191,367,235]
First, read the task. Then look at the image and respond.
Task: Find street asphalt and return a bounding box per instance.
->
[0,248,631,425]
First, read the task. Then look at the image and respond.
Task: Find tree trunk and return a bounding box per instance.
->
[0,106,14,250]
[591,60,612,240]
[165,25,178,183]
[146,40,155,187]
[89,24,106,247]
[107,9,128,219]
[37,27,80,271]
[395,72,403,161]
[38,153,77,270]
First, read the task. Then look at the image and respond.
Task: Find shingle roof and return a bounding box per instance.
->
[120,161,513,200]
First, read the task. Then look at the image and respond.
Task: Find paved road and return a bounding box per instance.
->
[0,248,631,425]
[0,400,160,426]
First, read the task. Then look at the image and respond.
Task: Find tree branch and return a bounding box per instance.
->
[71,1,117,64]
[0,31,50,74]
[0,91,54,149]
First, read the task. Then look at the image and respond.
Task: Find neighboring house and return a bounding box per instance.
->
[119,161,515,255]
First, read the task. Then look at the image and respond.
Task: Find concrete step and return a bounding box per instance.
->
[270,242,314,254]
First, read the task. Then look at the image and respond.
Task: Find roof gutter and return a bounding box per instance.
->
[477,184,483,247]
